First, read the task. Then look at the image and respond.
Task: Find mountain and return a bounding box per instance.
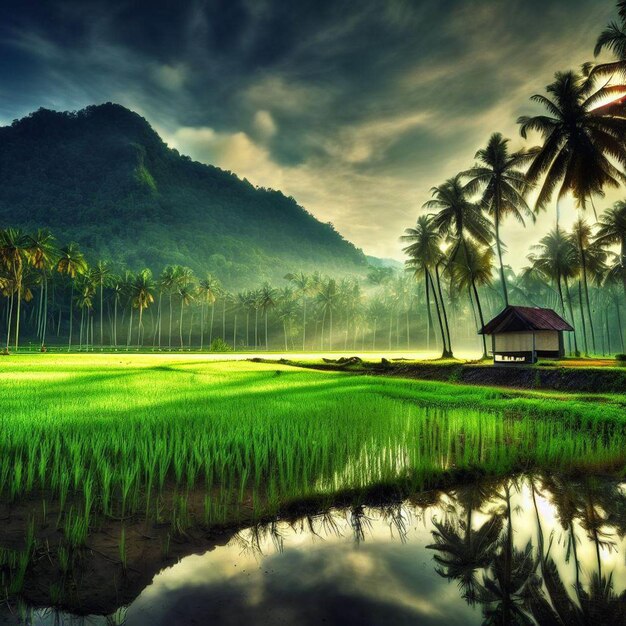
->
[365,255,403,270]
[0,103,367,286]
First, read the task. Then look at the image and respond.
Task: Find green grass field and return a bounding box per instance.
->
[1,354,625,537]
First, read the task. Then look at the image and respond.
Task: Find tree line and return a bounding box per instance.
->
[0,223,623,356]
[403,2,626,358]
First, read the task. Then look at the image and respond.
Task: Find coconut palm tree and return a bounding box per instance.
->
[448,241,494,358]
[284,271,312,350]
[315,278,338,351]
[158,265,178,350]
[169,266,194,348]
[197,274,221,350]
[593,1,626,77]
[176,276,195,349]
[25,229,58,348]
[0,228,32,351]
[75,273,96,351]
[92,260,112,348]
[402,215,451,357]
[110,273,123,348]
[605,266,626,351]
[462,133,534,306]
[528,229,580,354]
[258,283,277,351]
[426,175,493,257]
[56,243,88,351]
[276,287,298,350]
[518,69,626,222]
[120,270,136,349]
[132,269,155,347]
[570,219,605,354]
[596,201,626,302]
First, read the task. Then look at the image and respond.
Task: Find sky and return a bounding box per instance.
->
[0,0,622,266]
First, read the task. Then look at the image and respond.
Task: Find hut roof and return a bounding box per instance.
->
[478,306,574,335]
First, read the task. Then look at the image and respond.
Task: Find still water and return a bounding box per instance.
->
[6,475,626,625]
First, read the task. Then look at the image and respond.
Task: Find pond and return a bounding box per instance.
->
[6,474,625,625]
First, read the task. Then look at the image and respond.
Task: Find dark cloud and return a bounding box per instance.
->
[0,0,620,260]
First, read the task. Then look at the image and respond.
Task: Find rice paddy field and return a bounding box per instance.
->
[1,353,626,617]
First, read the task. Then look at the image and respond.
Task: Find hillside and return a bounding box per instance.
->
[0,103,367,286]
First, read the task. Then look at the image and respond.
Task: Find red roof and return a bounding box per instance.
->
[479,306,574,335]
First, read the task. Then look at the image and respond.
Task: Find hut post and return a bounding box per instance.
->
[531,332,536,364]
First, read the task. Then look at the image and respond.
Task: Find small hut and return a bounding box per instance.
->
[478,306,573,365]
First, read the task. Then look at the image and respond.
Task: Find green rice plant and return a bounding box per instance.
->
[58,544,70,574]
[63,507,89,548]
[0,355,624,540]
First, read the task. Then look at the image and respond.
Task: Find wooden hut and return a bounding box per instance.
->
[478,306,573,364]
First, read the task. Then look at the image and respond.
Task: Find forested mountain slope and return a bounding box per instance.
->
[0,103,366,285]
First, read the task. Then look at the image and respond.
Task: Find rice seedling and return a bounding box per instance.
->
[0,354,624,538]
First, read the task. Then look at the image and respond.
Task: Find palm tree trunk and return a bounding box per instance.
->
[157,291,163,350]
[426,269,447,358]
[556,276,571,354]
[467,285,479,333]
[6,293,14,349]
[605,307,612,355]
[200,301,205,351]
[471,280,488,358]
[424,271,433,351]
[246,312,250,348]
[577,280,589,355]
[127,308,133,349]
[179,301,184,348]
[494,210,509,306]
[563,276,579,355]
[79,307,84,350]
[265,311,269,351]
[435,263,452,357]
[100,280,104,347]
[113,297,118,348]
[168,294,173,350]
[68,284,74,351]
[329,309,333,351]
[37,280,44,340]
[255,308,259,350]
[138,306,144,347]
[233,313,238,349]
[614,295,625,352]
[222,300,226,339]
[42,276,48,347]
[302,297,307,351]
[406,310,410,350]
[210,303,215,347]
[14,277,22,351]
[372,318,377,350]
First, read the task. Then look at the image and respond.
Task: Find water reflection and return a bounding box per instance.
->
[7,475,626,625]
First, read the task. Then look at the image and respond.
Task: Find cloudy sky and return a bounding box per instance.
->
[0,0,621,265]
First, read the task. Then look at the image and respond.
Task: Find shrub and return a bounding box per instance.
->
[209,338,232,352]
[616,354,626,362]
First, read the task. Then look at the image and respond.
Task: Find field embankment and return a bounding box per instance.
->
[281,357,626,394]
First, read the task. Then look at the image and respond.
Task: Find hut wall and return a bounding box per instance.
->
[535,331,559,351]
[494,331,559,352]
